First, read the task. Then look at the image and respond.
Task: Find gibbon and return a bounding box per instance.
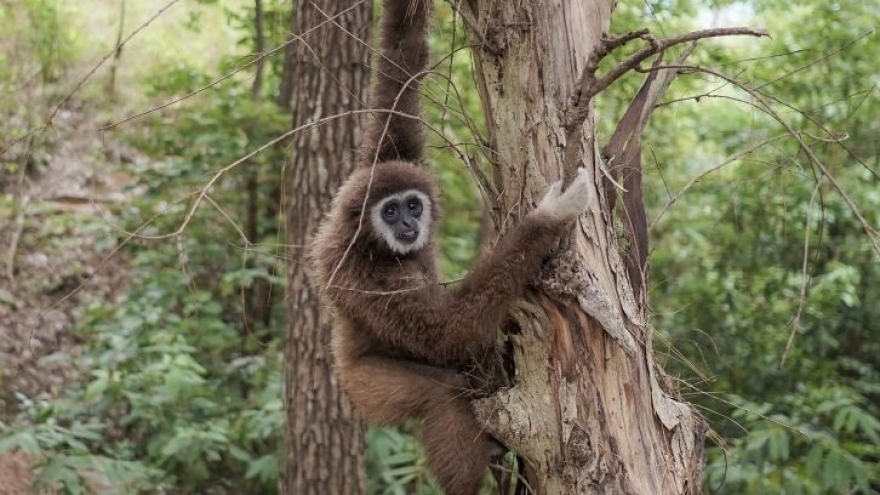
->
[309,1,592,494]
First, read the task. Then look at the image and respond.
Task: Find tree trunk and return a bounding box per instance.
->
[275,3,297,109]
[282,2,372,495]
[459,2,707,494]
[251,0,266,101]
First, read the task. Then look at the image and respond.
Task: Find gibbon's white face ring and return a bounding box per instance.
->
[370,189,432,255]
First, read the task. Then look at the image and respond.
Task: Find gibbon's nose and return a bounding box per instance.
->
[401,217,416,229]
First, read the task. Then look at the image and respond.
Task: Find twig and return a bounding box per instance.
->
[0,0,180,155]
[781,184,821,367]
[106,0,127,99]
[566,26,769,138]
[588,27,769,100]
[100,0,370,131]
[649,134,791,231]
[654,63,880,254]
[755,30,871,91]
[60,0,181,127]
[5,195,30,282]
[601,29,651,55]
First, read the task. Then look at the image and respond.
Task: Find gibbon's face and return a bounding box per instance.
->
[370,189,432,255]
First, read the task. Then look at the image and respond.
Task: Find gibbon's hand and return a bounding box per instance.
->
[536,167,591,221]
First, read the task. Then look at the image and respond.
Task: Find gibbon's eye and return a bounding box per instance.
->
[382,202,400,222]
[407,197,423,217]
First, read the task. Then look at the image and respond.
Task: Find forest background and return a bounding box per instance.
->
[0,0,877,494]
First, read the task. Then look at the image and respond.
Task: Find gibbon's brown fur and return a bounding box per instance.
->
[359,0,430,166]
[310,1,591,494]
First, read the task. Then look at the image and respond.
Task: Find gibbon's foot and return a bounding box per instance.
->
[537,167,591,221]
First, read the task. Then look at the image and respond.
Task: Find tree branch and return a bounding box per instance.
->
[602,29,651,54]
[650,63,880,254]
[588,27,769,99]
[565,26,769,139]
[598,44,696,301]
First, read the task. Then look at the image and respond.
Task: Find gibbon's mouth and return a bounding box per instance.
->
[397,230,419,243]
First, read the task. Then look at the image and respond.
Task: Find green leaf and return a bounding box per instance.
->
[244,454,278,481]
[0,432,42,455]
[767,429,790,461]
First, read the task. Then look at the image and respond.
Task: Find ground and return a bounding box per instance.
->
[0,453,42,495]
[0,102,135,492]
[0,1,259,490]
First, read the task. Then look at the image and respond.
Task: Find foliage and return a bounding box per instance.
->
[423,2,485,278]
[3,107,287,495]
[221,0,292,92]
[1,1,480,493]
[366,427,441,495]
[1,27,290,492]
[0,0,81,180]
[640,1,880,493]
[1,0,878,494]
[18,0,80,83]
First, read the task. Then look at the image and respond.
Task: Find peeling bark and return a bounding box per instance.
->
[460,2,706,494]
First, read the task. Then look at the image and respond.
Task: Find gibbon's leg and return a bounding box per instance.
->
[420,395,491,495]
[341,355,469,424]
[342,356,490,495]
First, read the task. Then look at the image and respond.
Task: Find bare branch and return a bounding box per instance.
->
[100,0,370,131]
[602,29,651,54]
[588,27,769,99]
[564,26,768,141]
[781,184,821,367]
[653,63,880,254]
[649,134,792,231]
[4,194,30,282]
[755,30,871,90]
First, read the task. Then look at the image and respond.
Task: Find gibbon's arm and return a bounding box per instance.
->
[438,212,574,346]
[337,171,592,365]
[334,214,571,365]
[359,0,433,166]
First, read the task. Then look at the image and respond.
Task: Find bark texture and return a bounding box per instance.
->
[283,2,372,494]
[459,2,707,494]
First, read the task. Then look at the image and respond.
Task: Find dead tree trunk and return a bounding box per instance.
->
[282,2,372,494]
[459,2,707,494]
